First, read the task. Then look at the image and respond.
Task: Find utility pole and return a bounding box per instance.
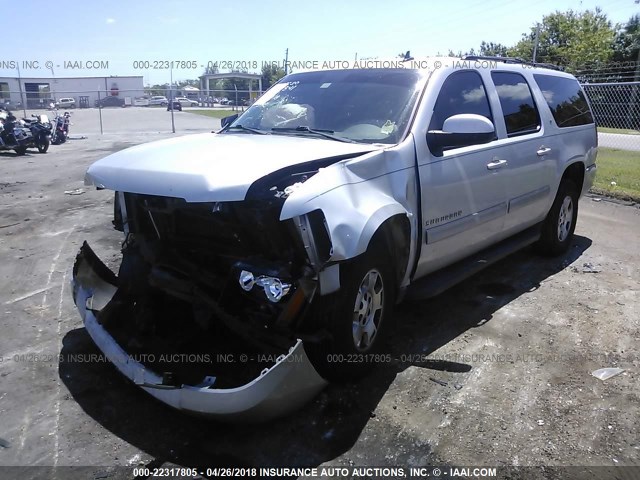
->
[16,63,27,118]
[532,24,540,63]
[170,66,175,134]
[284,48,289,75]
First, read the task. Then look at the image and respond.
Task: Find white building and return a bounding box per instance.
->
[0,75,144,108]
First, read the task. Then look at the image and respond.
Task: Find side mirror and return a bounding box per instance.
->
[220,113,238,129]
[427,114,495,155]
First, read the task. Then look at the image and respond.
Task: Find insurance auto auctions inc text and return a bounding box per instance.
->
[255,466,497,478]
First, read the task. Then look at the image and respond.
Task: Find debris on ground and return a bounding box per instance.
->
[582,262,602,273]
[0,222,20,229]
[592,368,625,381]
[573,262,602,274]
[64,188,85,195]
[429,377,448,387]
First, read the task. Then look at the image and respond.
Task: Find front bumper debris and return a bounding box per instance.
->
[71,242,327,422]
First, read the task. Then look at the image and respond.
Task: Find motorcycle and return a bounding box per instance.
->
[51,111,71,145]
[20,114,52,153]
[0,109,32,155]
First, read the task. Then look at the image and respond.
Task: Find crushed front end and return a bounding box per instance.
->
[71,190,330,421]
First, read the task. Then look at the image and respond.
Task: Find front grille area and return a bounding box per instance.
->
[124,193,304,276]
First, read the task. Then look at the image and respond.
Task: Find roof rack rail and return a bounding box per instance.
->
[461,55,563,71]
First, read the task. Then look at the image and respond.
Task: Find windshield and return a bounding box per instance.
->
[228,69,425,144]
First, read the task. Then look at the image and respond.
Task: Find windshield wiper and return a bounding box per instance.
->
[226,124,268,135]
[271,126,356,143]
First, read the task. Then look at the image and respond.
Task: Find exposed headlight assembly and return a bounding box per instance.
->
[239,270,292,303]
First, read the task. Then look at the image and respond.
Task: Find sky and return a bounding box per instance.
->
[1,0,638,86]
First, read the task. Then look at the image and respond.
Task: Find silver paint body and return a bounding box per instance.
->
[79,59,597,418]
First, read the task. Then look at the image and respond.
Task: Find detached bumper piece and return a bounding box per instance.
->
[71,242,327,422]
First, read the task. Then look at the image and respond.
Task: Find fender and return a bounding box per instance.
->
[280,139,419,284]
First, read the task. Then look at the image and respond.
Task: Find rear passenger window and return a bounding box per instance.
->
[533,74,594,127]
[491,72,541,136]
[429,71,492,131]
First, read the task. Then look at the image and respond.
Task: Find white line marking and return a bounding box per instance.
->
[4,284,61,305]
[17,228,74,460]
[53,267,68,467]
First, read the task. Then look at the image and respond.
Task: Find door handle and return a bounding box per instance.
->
[537,146,552,156]
[486,159,508,170]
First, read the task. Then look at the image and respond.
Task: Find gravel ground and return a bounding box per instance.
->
[0,130,638,479]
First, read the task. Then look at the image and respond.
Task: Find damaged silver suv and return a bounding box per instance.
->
[73,57,597,420]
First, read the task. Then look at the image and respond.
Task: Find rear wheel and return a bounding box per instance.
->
[14,145,27,155]
[536,180,579,256]
[305,240,396,381]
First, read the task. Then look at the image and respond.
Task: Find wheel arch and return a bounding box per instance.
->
[561,161,585,193]
[362,212,412,289]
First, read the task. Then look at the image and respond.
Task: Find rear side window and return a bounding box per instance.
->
[429,71,492,130]
[491,72,541,136]
[533,74,594,127]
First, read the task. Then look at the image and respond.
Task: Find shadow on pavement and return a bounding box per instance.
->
[59,236,592,469]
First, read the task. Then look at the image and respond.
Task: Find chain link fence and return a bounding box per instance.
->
[582,82,640,152]
[0,88,256,135]
[1,76,639,150]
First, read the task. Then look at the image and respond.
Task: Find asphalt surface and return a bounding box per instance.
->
[0,126,638,479]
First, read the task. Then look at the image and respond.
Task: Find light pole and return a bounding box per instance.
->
[16,63,27,118]
[170,65,175,134]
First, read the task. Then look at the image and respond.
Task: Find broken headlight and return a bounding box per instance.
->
[239,270,292,303]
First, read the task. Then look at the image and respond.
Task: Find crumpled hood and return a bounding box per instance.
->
[85,133,375,202]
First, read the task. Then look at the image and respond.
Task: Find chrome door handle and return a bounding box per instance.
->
[537,146,552,156]
[486,159,508,170]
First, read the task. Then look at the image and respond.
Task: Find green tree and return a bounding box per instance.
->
[479,41,509,57]
[507,9,615,70]
[445,48,476,57]
[146,83,168,96]
[220,70,252,99]
[613,14,640,63]
[261,63,285,89]
[203,63,219,75]
[177,79,199,88]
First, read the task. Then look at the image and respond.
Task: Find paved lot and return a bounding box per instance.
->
[0,134,638,478]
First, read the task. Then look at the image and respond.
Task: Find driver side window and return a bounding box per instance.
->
[429,71,493,131]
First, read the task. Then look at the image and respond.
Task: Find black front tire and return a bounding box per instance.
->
[536,180,579,256]
[37,138,49,153]
[305,240,397,381]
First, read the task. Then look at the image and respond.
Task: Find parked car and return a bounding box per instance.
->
[174,96,198,107]
[166,100,182,111]
[1,99,23,110]
[227,99,248,106]
[149,96,168,106]
[96,96,125,108]
[73,57,597,420]
[55,97,76,109]
[38,98,55,109]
